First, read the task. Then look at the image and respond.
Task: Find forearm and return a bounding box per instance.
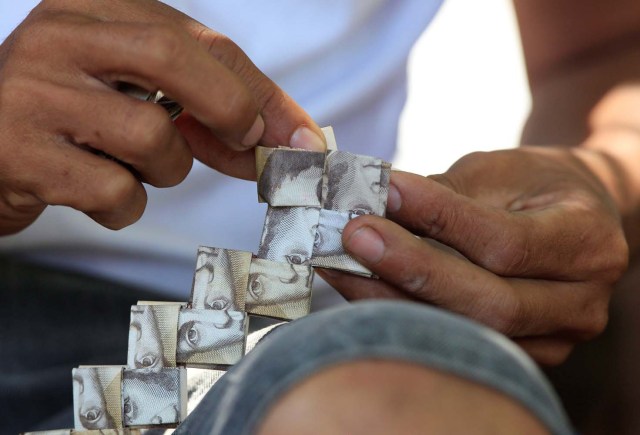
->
[577,97,640,253]
[514,0,640,253]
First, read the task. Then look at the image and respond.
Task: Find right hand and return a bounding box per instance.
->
[0,0,325,235]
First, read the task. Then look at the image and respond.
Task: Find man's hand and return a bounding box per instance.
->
[0,0,325,235]
[318,147,629,366]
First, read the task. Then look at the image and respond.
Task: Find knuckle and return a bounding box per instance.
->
[123,103,174,157]
[0,77,33,112]
[399,263,446,304]
[415,203,450,238]
[200,31,246,72]
[136,25,187,70]
[481,233,529,276]
[97,174,140,210]
[581,298,610,339]
[606,231,629,279]
[480,291,521,336]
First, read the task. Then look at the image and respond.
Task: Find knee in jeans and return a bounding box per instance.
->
[256,359,549,435]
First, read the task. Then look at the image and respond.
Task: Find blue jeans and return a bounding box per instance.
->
[175,300,575,435]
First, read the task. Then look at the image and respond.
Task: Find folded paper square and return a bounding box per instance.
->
[127,304,180,369]
[257,206,320,266]
[246,258,314,320]
[311,209,373,276]
[190,246,252,311]
[122,367,187,428]
[176,308,247,367]
[323,151,386,216]
[256,147,325,207]
[72,366,124,430]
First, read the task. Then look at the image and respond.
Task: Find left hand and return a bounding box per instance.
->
[317,146,629,366]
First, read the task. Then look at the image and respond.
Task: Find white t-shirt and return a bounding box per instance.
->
[0,1,443,302]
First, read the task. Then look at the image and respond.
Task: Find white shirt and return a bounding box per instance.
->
[0,1,443,302]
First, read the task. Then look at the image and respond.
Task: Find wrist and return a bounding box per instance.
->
[577,127,640,252]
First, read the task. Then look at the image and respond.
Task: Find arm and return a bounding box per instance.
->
[514,0,640,251]
[320,0,638,365]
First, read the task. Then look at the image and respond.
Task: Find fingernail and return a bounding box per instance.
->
[241,114,265,147]
[344,226,385,264]
[290,126,326,151]
[387,183,401,213]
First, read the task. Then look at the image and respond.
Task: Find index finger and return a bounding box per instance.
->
[70,20,262,150]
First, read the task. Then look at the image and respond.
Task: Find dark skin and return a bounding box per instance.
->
[0,0,326,234]
[320,0,639,366]
[0,0,636,366]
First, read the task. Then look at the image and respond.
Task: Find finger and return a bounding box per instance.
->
[191,29,326,152]
[514,337,576,367]
[62,19,263,150]
[315,268,413,301]
[174,113,257,180]
[23,136,148,230]
[76,1,327,151]
[342,216,609,338]
[387,170,618,280]
[54,85,193,187]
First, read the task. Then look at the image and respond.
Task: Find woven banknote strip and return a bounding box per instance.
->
[36,126,392,434]
[256,155,390,275]
[256,147,325,207]
[246,258,314,320]
[189,247,252,311]
[322,151,384,215]
[127,304,180,370]
[176,308,248,367]
[121,367,187,428]
[257,206,320,266]
[72,366,124,431]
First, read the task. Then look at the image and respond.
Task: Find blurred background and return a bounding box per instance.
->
[395,0,529,175]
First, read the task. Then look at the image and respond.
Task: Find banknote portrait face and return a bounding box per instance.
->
[323,151,384,215]
[72,367,123,430]
[190,247,251,312]
[176,308,247,367]
[122,368,186,427]
[245,259,313,320]
[127,305,180,370]
[257,206,320,266]
[257,148,325,207]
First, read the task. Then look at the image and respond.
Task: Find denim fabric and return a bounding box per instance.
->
[175,300,575,435]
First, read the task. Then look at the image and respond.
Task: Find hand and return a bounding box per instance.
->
[0,0,325,235]
[318,147,629,365]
